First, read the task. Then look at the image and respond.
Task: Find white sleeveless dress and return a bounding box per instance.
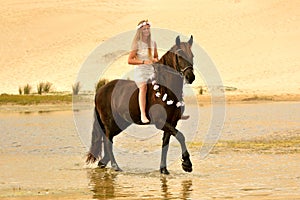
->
[134,40,155,86]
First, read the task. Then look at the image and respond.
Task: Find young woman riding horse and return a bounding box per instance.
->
[128,20,189,123]
[86,35,195,175]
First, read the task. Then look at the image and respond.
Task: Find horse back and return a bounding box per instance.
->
[95,79,139,122]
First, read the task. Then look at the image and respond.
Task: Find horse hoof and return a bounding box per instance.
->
[111,164,122,172]
[98,161,107,168]
[182,164,193,172]
[182,153,193,173]
[160,167,170,175]
[182,160,193,172]
[114,167,122,172]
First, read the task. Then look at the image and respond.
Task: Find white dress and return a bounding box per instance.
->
[134,40,155,86]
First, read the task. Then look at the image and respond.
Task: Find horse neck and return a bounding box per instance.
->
[161,78,183,102]
[155,51,184,101]
[158,51,176,70]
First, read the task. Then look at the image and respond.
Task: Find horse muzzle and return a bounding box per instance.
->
[185,70,195,84]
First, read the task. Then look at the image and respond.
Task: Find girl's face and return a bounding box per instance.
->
[141,25,150,38]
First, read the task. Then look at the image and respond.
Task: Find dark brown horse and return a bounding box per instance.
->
[86,35,195,174]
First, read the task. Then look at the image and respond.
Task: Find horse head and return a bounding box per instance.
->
[171,35,195,84]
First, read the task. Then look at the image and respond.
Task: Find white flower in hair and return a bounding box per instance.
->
[155,92,161,97]
[136,20,151,29]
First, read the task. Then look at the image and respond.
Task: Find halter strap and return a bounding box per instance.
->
[174,49,193,75]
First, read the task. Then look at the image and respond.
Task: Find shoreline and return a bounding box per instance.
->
[0,93,299,113]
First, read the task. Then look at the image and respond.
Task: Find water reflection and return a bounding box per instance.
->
[88,168,193,200]
[88,168,118,199]
[160,176,171,199]
[181,179,193,199]
[161,177,193,200]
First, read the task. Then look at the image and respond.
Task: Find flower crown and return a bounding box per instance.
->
[136,20,151,30]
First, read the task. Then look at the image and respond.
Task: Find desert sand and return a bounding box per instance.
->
[1,0,300,95]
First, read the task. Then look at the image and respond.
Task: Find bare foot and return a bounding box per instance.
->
[141,116,150,124]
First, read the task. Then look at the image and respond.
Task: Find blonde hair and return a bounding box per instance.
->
[131,20,153,59]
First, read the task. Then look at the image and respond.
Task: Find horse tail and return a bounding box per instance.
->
[86,107,105,164]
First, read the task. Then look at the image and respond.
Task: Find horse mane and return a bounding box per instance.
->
[158,41,192,70]
[157,47,176,71]
[151,44,186,102]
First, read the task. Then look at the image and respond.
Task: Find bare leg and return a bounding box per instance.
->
[138,83,149,123]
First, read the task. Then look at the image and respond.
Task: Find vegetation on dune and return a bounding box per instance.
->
[72,82,81,95]
[0,94,72,105]
[95,78,109,92]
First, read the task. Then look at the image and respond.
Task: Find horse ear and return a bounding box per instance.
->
[176,36,181,47]
[188,35,193,47]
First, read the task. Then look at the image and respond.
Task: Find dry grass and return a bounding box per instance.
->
[0,94,72,105]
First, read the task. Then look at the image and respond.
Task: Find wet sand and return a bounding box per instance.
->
[0,102,299,199]
[1,153,299,200]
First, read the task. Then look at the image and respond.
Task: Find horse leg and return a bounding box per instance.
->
[160,122,192,173]
[105,135,122,171]
[98,136,110,168]
[174,131,192,172]
[160,132,171,174]
[103,116,130,171]
[87,108,111,168]
[92,108,110,168]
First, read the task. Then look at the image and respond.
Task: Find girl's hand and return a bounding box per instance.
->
[152,58,159,63]
[144,60,153,64]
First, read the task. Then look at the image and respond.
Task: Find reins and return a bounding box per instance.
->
[174,49,193,76]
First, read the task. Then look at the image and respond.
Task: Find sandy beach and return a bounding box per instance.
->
[1,0,300,199]
[1,0,300,95]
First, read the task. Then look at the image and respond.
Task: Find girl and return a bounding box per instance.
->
[128,20,159,123]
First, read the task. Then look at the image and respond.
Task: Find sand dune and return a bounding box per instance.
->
[1,0,299,95]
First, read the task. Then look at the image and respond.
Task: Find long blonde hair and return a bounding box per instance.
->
[131,20,153,59]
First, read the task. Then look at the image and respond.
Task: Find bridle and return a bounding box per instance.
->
[174,49,193,76]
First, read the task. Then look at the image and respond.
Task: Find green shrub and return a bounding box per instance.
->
[23,84,32,95]
[18,86,23,95]
[199,86,203,95]
[43,82,52,93]
[72,82,81,95]
[37,82,45,95]
[95,79,109,92]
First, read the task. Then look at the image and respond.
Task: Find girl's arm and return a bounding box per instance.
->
[128,49,145,65]
[153,41,159,62]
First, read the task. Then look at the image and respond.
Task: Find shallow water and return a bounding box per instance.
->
[0,102,299,199]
